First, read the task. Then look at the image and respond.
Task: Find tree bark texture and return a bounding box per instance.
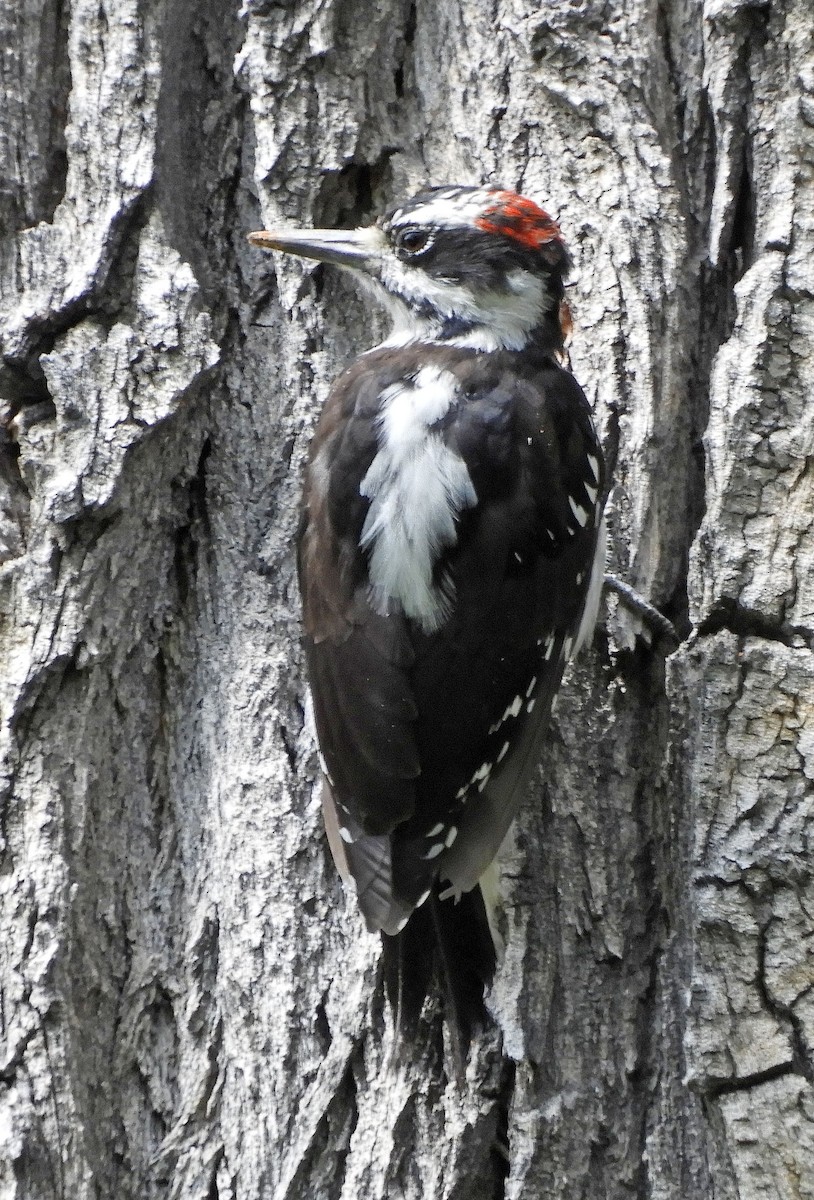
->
[1,0,812,1197]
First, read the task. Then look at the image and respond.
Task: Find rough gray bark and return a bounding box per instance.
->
[1,0,812,1197]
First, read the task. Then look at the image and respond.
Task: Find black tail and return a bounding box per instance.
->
[381,884,497,1057]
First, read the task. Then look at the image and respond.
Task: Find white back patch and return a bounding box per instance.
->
[359,366,477,632]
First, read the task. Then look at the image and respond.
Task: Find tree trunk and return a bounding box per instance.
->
[1,0,812,1196]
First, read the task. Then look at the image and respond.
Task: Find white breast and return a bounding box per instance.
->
[359,365,477,632]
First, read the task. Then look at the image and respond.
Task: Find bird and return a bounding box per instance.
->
[249,183,606,1046]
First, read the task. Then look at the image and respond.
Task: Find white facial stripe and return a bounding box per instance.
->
[374,262,548,353]
[360,367,477,632]
[449,269,548,351]
[388,187,501,230]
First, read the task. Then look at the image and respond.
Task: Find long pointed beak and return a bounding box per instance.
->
[247,225,385,270]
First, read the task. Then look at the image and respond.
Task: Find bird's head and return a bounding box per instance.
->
[249,184,571,352]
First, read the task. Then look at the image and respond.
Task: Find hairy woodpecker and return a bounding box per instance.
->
[249,185,606,1036]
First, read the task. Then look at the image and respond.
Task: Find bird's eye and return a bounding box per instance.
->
[395,227,433,258]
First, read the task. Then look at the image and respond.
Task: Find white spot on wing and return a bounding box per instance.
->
[339,827,354,843]
[526,676,537,697]
[493,695,522,730]
[587,453,600,483]
[585,481,598,505]
[426,822,445,837]
[445,826,458,847]
[489,693,523,735]
[423,842,445,860]
[568,495,589,527]
[497,740,510,763]
[543,633,556,660]
[526,698,536,713]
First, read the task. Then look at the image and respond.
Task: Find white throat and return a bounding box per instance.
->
[358,266,548,353]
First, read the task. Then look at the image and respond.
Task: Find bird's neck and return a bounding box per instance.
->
[377,308,563,354]
[374,272,563,354]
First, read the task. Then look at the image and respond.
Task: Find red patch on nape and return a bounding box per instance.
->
[475,190,563,250]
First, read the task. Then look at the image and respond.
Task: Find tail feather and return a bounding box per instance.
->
[381,884,497,1055]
